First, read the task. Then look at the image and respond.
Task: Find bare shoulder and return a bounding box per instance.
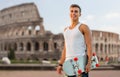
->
[80,24,90,30]
[79,23,91,34]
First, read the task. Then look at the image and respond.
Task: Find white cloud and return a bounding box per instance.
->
[105,12,120,19]
[85,15,95,21]
[80,15,95,25]
[93,24,120,35]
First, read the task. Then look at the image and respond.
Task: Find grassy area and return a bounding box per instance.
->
[0,60,59,64]
[0,60,41,64]
[11,60,41,64]
[51,61,58,64]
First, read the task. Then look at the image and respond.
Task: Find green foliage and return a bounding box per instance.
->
[51,61,58,64]
[8,49,15,60]
[11,60,41,64]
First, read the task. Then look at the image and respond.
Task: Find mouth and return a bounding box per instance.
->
[72,15,76,19]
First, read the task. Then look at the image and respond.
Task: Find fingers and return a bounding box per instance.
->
[56,66,62,74]
[85,65,91,73]
[59,70,62,74]
[57,69,61,74]
[78,75,81,77]
[85,68,89,73]
[86,67,90,73]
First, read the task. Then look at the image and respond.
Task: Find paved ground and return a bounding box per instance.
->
[0,70,120,77]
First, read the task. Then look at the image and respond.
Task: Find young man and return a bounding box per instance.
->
[56,4,92,77]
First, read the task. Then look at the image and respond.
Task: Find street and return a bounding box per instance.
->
[0,70,119,77]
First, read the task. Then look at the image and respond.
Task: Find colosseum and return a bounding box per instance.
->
[0,3,64,61]
[92,30,120,62]
[0,3,120,63]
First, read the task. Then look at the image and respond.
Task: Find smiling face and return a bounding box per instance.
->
[70,7,81,22]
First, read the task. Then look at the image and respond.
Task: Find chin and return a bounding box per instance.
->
[72,19,77,21]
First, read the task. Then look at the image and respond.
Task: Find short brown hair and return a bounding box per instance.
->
[70,4,81,13]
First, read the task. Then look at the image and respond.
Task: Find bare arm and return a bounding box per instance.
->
[58,27,67,65]
[80,24,92,72]
[57,27,67,74]
[56,43,66,74]
[80,24,92,64]
[59,43,66,65]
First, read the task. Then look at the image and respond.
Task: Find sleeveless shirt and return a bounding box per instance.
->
[63,22,86,60]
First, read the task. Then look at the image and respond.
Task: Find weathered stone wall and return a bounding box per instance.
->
[0,3,64,61]
[92,30,120,62]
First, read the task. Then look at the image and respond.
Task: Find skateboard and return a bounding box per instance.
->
[63,53,99,76]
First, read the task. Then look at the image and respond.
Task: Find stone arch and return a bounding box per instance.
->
[21,26,27,36]
[95,43,98,53]
[21,31,24,36]
[105,44,107,54]
[34,42,39,51]
[112,44,114,53]
[35,25,40,35]
[110,44,112,54]
[100,43,103,53]
[8,43,11,50]
[19,27,25,36]
[13,43,17,51]
[4,43,7,51]
[20,42,24,51]
[17,27,23,36]
[27,42,31,51]
[28,30,32,35]
[108,44,110,54]
[43,58,48,61]
[54,42,57,49]
[43,42,48,51]
[28,25,33,35]
[100,57,104,61]
[14,28,19,36]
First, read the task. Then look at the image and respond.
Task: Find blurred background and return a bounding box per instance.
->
[0,0,120,77]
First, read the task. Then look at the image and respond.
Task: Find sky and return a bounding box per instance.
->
[0,0,120,35]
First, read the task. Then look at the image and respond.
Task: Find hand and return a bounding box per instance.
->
[56,65,62,74]
[78,75,82,77]
[85,63,91,73]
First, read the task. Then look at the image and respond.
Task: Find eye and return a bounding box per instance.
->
[70,10,78,13]
[71,10,73,13]
[74,10,78,13]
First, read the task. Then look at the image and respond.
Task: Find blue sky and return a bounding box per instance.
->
[0,0,120,35]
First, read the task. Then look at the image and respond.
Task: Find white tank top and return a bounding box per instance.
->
[63,22,86,60]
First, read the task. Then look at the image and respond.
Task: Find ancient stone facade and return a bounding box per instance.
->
[92,30,120,62]
[0,3,120,62]
[0,3,64,61]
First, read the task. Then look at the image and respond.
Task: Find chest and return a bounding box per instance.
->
[64,28,83,39]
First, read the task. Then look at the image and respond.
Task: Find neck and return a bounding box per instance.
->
[71,20,79,27]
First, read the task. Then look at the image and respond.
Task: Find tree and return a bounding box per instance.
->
[8,49,15,60]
